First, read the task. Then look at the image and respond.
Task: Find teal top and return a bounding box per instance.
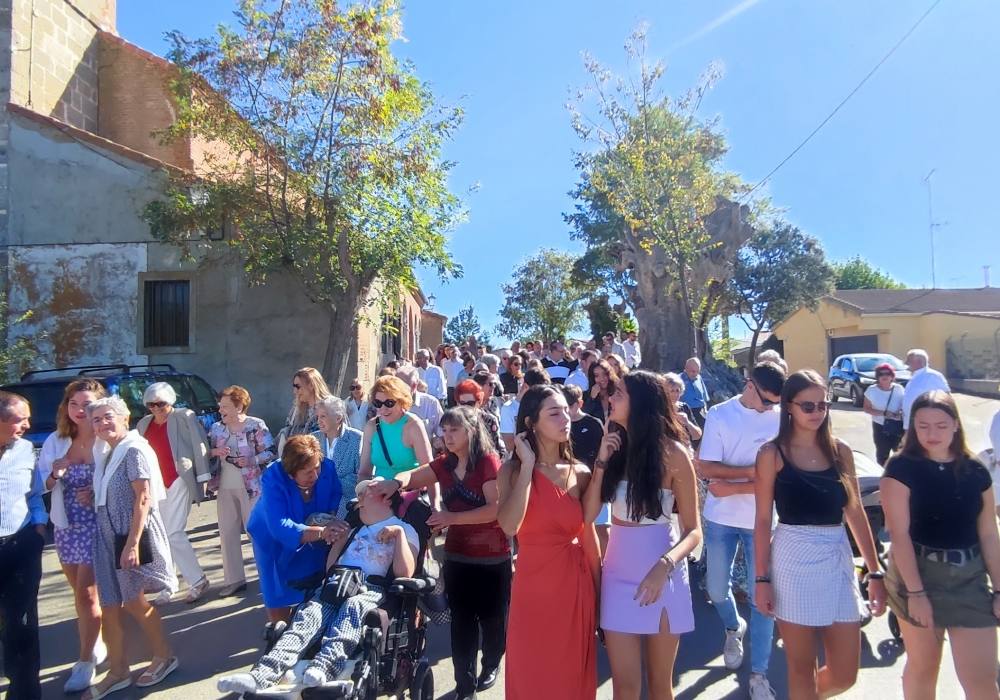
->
[370,414,419,480]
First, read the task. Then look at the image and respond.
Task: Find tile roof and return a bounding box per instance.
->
[830,288,1000,315]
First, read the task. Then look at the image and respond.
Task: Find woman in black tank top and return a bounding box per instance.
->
[753,370,886,699]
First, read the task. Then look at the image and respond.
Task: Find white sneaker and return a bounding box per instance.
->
[63,660,96,693]
[749,672,776,700]
[302,666,327,687]
[92,637,107,666]
[722,616,747,670]
[151,588,173,606]
[217,672,258,694]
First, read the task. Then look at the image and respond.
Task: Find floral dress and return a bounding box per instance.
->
[93,449,175,605]
[54,462,98,565]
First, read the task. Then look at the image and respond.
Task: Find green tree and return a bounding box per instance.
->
[833,257,906,290]
[729,222,834,361]
[444,305,491,346]
[0,293,37,382]
[496,249,587,343]
[568,27,755,370]
[143,0,464,392]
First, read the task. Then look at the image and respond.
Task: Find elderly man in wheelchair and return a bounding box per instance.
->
[218,478,419,696]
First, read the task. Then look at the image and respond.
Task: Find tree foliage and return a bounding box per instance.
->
[833,256,906,290]
[0,293,38,382]
[730,222,834,359]
[496,249,587,343]
[444,305,491,346]
[568,26,756,368]
[142,0,464,390]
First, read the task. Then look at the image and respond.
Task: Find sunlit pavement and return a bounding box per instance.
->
[12,392,998,699]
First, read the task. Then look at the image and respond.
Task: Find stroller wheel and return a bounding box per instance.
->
[888,610,903,643]
[409,661,433,700]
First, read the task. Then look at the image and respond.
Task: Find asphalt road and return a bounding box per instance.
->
[8,392,1000,700]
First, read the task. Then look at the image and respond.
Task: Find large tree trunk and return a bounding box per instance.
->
[323,303,359,396]
[633,254,696,372]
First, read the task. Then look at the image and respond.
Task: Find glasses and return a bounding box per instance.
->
[876,372,893,378]
[791,400,830,414]
[458,400,478,407]
[372,399,397,409]
[749,381,779,407]
[350,385,362,390]
[292,383,302,390]
[146,401,168,409]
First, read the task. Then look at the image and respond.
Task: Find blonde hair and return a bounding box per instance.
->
[288,367,332,428]
[56,379,106,438]
[370,375,412,411]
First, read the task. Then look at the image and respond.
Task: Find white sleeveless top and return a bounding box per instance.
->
[610,480,674,526]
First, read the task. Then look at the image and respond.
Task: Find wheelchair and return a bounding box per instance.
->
[247,493,438,700]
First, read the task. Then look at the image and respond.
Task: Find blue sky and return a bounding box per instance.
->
[119,1,999,342]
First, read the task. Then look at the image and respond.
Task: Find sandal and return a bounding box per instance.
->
[81,674,132,700]
[135,656,179,688]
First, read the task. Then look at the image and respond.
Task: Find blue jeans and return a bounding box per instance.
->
[703,519,773,674]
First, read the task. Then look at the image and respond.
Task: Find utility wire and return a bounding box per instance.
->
[741,0,942,202]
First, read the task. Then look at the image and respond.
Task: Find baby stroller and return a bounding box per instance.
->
[249,493,438,700]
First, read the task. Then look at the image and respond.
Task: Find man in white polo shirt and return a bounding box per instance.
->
[901,348,950,428]
[697,361,786,700]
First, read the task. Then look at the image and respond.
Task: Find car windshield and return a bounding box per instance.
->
[855,356,906,372]
[114,376,196,422]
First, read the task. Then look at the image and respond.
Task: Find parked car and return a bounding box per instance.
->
[828,353,911,407]
[2,363,220,448]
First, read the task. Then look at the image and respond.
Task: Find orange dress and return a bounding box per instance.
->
[505,469,597,700]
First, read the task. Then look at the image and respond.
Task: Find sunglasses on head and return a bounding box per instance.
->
[146,401,168,409]
[372,398,397,409]
[791,400,830,414]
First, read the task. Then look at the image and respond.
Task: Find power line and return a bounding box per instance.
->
[740,0,942,202]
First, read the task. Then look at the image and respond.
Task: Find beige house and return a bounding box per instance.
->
[771,288,1000,393]
[0,0,442,429]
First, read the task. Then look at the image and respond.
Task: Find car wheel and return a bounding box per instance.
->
[828,385,839,403]
[851,384,864,408]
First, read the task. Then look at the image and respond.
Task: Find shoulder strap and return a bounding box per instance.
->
[884,385,895,418]
[375,418,393,466]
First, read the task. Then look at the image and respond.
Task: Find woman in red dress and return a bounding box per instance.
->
[498,385,601,700]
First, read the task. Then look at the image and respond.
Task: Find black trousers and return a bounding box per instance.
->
[872,422,902,465]
[442,558,512,694]
[0,526,44,700]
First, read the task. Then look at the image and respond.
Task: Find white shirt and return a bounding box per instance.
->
[442,358,464,388]
[698,395,780,530]
[902,366,950,427]
[338,516,419,578]
[622,339,642,368]
[410,391,443,438]
[864,383,904,425]
[988,410,1000,505]
[565,367,589,391]
[346,398,370,431]
[499,398,520,435]
[418,365,447,401]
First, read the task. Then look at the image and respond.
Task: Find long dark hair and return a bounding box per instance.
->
[599,371,684,521]
[439,406,496,470]
[899,390,972,466]
[511,385,574,472]
[587,359,619,399]
[774,370,854,504]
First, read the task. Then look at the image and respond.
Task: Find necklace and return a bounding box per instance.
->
[297,484,313,498]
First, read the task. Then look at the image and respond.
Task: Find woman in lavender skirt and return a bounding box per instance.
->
[584,371,703,700]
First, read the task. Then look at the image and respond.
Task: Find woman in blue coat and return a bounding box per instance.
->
[247,434,348,624]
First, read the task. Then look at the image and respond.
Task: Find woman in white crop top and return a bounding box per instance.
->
[583,370,702,700]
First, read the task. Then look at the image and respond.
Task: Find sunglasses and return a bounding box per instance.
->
[791,400,830,414]
[372,399,397,409]
[876,372,893,378]
[749,381,779,407]
[458,400,478,407]
[292,383,302,390]
[146,401,168,409]
[350,385,362,390]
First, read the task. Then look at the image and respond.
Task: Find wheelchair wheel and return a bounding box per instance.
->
[888,610,903,644]
[409,661,433,700]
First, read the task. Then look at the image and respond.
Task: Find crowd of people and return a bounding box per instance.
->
[1,331,999,700]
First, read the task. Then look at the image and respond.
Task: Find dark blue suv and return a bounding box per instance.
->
[2,364,220,448]
[828,353,911,407]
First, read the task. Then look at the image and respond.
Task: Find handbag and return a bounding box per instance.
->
[114,530,153,569]
[319,566,367,607]
[880,386,904,440]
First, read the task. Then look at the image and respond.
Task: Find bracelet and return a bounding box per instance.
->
[594,459,608,471]
[864,571,885,583]
[659,554,675,570]
[906,589,927,597]
[755,575,771,583]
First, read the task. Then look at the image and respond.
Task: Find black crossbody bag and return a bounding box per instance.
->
[319,526,367,606]
[881,385,904,440]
